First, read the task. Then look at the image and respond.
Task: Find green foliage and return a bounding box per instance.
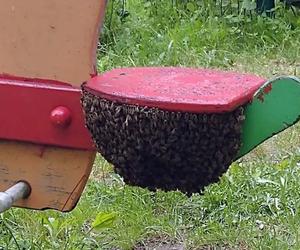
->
[1,149,300,249]
[92,212,117,230]
[99,0,299,75]
[0,1,299,249]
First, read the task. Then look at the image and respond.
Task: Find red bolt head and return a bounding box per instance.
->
[50,106,72,128]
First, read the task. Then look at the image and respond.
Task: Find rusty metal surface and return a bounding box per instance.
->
[85,67,266,113]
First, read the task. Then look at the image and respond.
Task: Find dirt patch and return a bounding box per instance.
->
[133,238,249,250]
[134,242,184,250]
[134,237,184,250]
[195,242,249,250]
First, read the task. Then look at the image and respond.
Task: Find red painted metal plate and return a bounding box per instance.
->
[0,78,94,150]
[85,67,266,113]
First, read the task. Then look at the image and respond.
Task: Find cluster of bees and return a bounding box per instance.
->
[82,88,245,194]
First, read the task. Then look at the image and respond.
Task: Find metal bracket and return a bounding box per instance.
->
[0,77,94,150]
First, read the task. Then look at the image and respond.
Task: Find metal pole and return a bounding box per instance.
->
[0,182,31,213]
[257,0,275,16]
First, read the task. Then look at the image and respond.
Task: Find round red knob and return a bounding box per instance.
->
[50,106,72,128]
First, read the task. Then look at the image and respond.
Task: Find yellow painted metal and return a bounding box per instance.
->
[0,1,107,211]
[0,141,96,212]
[0,0,107,86]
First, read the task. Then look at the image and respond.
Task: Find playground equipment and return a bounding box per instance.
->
[0,1,300,212]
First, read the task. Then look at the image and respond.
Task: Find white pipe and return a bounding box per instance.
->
[0,182,31,213]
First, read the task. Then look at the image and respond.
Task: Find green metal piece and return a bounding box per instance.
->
[237,76,300,159]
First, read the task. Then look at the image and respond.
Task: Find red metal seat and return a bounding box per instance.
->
[85,67,266,113]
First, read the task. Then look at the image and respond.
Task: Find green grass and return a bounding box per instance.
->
[1,1,300,249]
[99,0,300,77]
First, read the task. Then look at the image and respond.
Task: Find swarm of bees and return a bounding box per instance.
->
[82,88,245,194]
